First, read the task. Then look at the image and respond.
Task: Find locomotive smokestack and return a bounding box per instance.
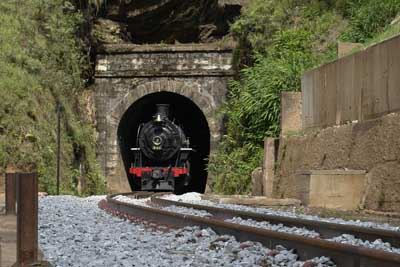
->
[155,104,169,120]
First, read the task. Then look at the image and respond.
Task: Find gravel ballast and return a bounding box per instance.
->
[161,193,400,232]
[159,193,400,254]
[39,195,335,267]
[226,217,320,238]
[161,205,213,217]
[113,195,150,206]
[328,234,400,254]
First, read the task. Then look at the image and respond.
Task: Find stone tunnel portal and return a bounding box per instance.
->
[118,92,210,193]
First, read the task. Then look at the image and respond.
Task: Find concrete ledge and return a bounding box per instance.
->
[299,170,366,175]
[203,195,301,206]
[97,42,236,54]
[94,70,236,78]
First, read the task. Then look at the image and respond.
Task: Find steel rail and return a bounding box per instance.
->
[151,196,400,247]
[102,193,400,267]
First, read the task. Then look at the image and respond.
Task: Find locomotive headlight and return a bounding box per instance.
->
[152,136,162,146]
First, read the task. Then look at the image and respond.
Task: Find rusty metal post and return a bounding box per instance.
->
[16,173,38,266]
[5,173,17,215]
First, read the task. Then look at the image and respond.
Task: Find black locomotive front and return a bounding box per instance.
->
[130,104,192,191]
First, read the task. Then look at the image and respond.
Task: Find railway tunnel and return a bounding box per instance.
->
[92,0,240,193]
[117,92,210,193]
[94,44,234,193]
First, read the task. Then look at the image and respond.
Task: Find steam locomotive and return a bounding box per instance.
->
[130,104,192,191]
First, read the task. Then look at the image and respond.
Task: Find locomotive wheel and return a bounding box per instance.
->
[174,176,187,194]
[174,162,190,194]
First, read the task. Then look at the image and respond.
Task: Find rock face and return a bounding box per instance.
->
[97,0,242,44]
[93,19,131,44]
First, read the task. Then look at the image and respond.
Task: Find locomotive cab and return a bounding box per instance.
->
[129,104,193,192]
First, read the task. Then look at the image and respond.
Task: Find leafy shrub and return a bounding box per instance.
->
[209,141,263,194]
[227,29,316,145]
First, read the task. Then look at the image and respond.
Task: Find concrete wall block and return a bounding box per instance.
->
[294,173,311,205]
[281,92,302,135]
[251,167,263,196]
[295,170,366,210]
[263,137,279,197]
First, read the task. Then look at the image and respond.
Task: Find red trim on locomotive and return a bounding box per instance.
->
[129,167,188,178]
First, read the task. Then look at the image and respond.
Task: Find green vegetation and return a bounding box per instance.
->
[210,0,400,194]
[0,1,105,195]
[2,0,399,196]
[341,0,400,43]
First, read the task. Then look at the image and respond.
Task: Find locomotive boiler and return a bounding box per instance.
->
[130,104,192,191]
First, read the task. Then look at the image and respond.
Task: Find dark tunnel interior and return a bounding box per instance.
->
[118,92,211,193]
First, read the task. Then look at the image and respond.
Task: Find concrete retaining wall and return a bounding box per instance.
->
[302,35,400,129]
[274,112,400,212]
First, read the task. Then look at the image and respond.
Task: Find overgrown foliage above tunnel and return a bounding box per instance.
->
[90,0,242,44]
[209,0,400,194]
[0,0,105,195]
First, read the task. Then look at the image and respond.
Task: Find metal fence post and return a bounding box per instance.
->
[5,173,17,215]
[15,172,38,266]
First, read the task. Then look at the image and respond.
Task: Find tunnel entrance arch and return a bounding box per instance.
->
[118,92,210,193]
[94,44,234,193]
[106,78,224,193]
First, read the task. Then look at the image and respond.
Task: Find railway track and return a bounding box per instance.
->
[99,192,400,267]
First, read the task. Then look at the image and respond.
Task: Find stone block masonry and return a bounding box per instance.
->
[95,43,234,78]
[94,43,235,192]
